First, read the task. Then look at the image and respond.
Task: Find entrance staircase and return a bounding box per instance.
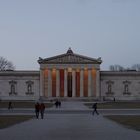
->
[39,96,100,102]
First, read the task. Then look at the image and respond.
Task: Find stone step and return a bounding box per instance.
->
[39,97,100,102]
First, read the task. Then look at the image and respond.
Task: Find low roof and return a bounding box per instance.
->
[38,48,102,64]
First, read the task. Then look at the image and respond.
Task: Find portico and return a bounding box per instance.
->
[38,48,102,98]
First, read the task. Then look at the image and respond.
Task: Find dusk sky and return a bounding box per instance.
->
[0,0,140,70]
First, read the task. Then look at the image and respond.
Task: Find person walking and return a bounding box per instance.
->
[55,100,59,108]
[58,100,61,108]
[40,103,45,119]
[92,102,99,115]
[35,102,40,119]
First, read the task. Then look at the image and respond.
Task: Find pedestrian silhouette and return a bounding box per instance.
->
[35,102,40,119]
[92,103,99,115]
[8,101,13,110]
[113,97,116,102]
[58,100,61,108]
[55,100,59,108]
[40,103,45,119]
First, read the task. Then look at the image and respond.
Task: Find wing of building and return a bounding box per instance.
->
[0,48,140,101]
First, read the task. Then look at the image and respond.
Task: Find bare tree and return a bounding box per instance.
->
[109,65,125,71]
[109,65,115,71]
[131,64,140,71]
[0,56,15,71]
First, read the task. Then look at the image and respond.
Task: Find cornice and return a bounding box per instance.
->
[0,71,40,76]
[100,71,140,76]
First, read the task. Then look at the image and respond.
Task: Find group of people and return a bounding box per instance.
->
[55,100,61,108]
[35,102,45,119]
[8,100,98,118]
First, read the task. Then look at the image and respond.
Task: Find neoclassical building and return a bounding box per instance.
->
[0,48,140,100]
[38,48,102,98]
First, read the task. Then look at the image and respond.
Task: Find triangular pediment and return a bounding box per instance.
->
[38,48,102,64]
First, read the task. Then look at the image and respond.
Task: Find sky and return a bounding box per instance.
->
[0,0,140,70]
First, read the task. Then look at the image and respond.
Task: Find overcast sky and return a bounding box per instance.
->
[0,0,140,70]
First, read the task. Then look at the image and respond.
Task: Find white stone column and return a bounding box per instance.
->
[96,70,100,98]
[80,69,84,97]
[56,69,60,97]
[92,69,96,97]
[39,69,44,97]
[88,69,92,97]
[48,69,52,97]
[72,70,76,97]
[64,69,67,97]
[44,69,48,97]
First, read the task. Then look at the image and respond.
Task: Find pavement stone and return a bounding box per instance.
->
[0,114,140,140]
[0,101,140,140]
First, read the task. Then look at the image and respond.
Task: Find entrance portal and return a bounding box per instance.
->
[67,72,72,97]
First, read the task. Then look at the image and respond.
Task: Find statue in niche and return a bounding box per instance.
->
[106,80,114,95]
[123,80,131,95]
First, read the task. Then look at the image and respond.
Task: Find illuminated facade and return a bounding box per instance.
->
[38,48,102,98]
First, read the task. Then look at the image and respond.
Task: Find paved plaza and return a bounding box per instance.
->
[0,101,140,140]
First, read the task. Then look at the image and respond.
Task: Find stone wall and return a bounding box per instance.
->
[100,71,140,100]
[0,71,40,100]
[1,70,140,101]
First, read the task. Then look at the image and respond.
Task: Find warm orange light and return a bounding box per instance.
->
[92,68,96,76]
[52,69,56,76]
[44,69,48,76]
[68,67,72,72]
[52,68,56,72]
[76,68,80,72]
[84,67,88,70]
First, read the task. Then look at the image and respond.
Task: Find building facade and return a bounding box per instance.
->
[38,48,102,99]
[0,48,140,100]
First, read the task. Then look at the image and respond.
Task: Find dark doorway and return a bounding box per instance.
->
[67,72,72,97]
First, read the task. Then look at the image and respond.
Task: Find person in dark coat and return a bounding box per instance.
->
[55,100,59,108]
[92,103,99,115]
[113,97,116,102]
[58,100,61,108]
[8,101,13,110]
[40,103,45,119]
[35,102,40,119]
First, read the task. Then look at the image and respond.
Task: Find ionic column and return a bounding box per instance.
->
[88,69,92,97]
[72,70,76,97]
[48,69,52,97]
[39,69,44,97]
[64,69,67,97]
[96,70,100,98]
[44,69,48,97]
[80,69,84,97]
[56,69,60,97]
[92,69,96,97]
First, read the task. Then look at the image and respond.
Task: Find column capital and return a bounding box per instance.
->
[48,68,53,71]
[72,68,77,71]
[40,68,45,70]
[80,68,84,71]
